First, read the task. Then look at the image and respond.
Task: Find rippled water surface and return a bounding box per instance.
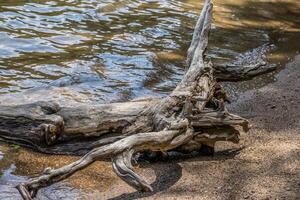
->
[0,0,298,102]
[0,0,204,100]
[0,0,300,199]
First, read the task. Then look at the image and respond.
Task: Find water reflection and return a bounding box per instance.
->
[0,0,197,100]
[1,0,299,102]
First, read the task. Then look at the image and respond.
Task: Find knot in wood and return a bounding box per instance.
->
[43,167,53,174]
[39,123,61,146]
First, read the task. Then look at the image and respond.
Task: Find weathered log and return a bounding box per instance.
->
[215,59,276,81]
[0,99,154,154]
[214,44,277,81]
[0,0,276,199]
[0,98,247,155]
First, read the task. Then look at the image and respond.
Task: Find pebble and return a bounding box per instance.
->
[270,105,276,109]
[286,187,292,191]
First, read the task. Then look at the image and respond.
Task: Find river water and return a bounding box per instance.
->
[0,0,300,199]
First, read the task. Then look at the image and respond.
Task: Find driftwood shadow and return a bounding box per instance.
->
[108,147,243,200]
[108,161,182,200]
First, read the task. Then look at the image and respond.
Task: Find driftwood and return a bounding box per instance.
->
[0,0,276,199]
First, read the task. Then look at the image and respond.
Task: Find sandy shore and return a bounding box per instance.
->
[1,56,299,200]
[77,55,300,200]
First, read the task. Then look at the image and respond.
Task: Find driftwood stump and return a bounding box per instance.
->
[0,0,276,199]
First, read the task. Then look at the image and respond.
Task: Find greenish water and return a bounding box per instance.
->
[0,0,300,199]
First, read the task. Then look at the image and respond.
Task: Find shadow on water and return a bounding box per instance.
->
[208,0,300,99]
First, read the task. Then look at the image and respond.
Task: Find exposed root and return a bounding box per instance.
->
[112,150,153,192]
